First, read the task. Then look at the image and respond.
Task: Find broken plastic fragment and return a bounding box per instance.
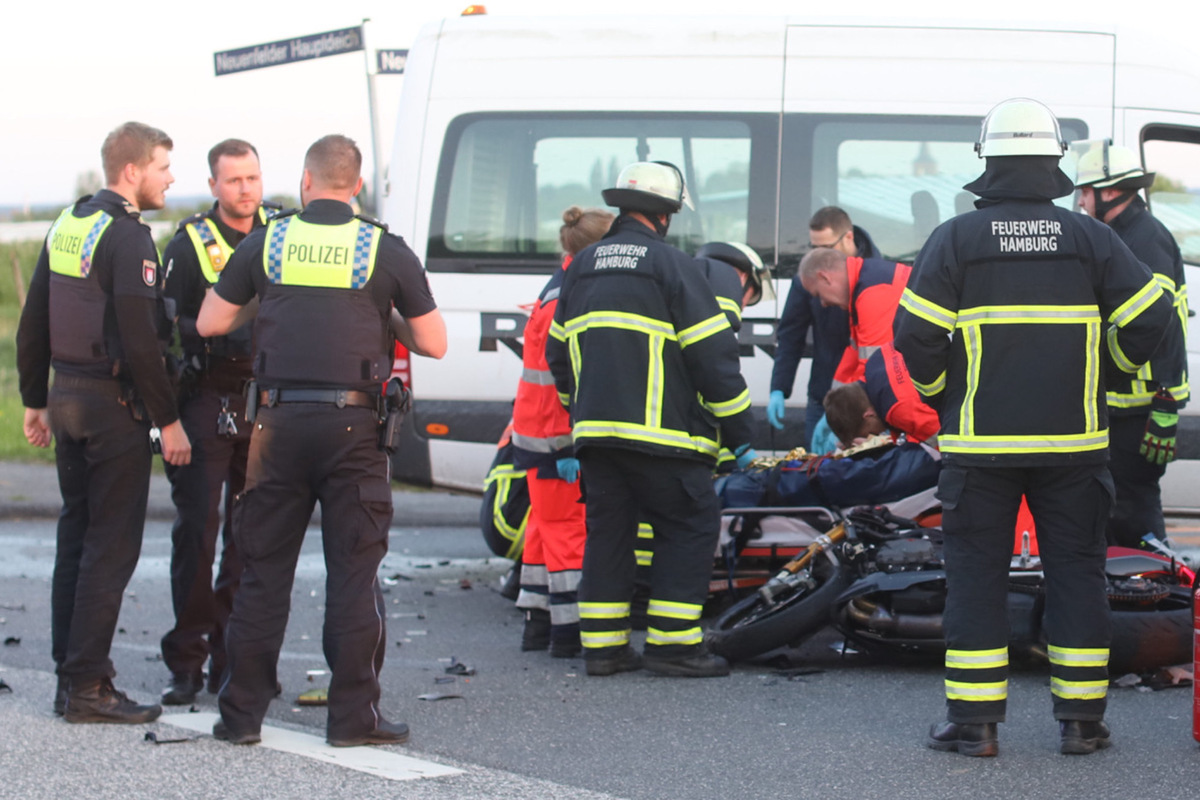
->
[417,692,464,701]
[3,636,20,646]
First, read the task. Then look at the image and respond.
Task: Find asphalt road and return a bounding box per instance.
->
[1,500,1199,800]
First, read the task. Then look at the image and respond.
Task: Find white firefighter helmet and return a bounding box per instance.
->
[975,98,1067,158]
[602,161,692,215]
[1074,141,1155,190]
[695,241,775,307]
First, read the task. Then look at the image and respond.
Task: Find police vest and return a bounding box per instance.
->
[46,206,117,367]
[254,215,391,388]
[183,207,269,284]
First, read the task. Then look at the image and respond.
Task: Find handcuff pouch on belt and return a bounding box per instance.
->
[380,377,412,454]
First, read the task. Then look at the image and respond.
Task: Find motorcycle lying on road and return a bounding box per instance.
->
[706,505,1195,675]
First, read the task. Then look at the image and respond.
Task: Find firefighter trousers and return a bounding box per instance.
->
[938,463,1113,724]
[576,448,719,659]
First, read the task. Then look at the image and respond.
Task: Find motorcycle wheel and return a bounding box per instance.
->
[1108,585,1192,675]
[705,555,854,662]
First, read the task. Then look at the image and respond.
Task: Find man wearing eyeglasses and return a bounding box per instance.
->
[768,206,881,446]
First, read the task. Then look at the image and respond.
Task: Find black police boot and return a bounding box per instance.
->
[64,677,162,724]
[926,721,999,757]
[213,718,262,745]
[548,623,581,659]
[1059,720,1111,755]
[521,609,551,651]
[643,646,730,678]
[162,671,204,705]
[53,675,68,716]
[585,645,644,676]
[328,718,411,747]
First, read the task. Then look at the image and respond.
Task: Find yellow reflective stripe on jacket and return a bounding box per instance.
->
[944,680,1007,701]
[1108,277,1164,327]
[1047,646,1109,668]
[959,324,982,435]
[185,218,235,283]
[646,626,703,646]
[48,208,113,279]
[703,387,751,418]
[899,288,957,331]
[940,431,1109,455]
[716,295,742,320]
[1050,678,1108,700]
[647,600,702,621]
[1084,319,1101,432]
[561,311,677,340]
[637,522,654,539]
[263,216,380,288]
[646,333,665,430]
[572,420,720,458]
[956,305,1100,325]
[945,648,1008,670]
[677,312,730,349]
[635,549,653,567]
[1106,324,1140,373]
[578,602,631,619]
[581,630,631,648]
[912,370,946,397]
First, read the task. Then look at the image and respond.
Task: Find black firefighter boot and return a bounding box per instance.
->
[927,721,999,757]
[1059,720,1111,755]
[64,677,162,724]
[643,644,730,678]
[521,609,551,651]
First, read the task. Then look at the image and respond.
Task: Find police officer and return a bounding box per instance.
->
[1075,142,1189,549]
[16,121,192,723]
[159,139,273,705]
[768,207,882,445]
[546,161,756,679]
[895,99,1172,757]
[197,134,446,746]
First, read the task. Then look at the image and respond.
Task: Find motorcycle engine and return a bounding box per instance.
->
[874,537,941,573]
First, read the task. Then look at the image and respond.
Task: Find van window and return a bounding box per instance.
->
[428,114,778,273]
[1142,128,1200,265]
[780,115,1086,271]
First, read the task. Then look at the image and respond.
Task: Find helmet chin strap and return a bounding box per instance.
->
[651,213,671,237]
[1094,188,1135,222]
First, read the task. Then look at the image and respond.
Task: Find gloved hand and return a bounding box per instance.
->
[734,443,758,470]
[766,390,786,430]
[1140,388,1178,465]
[556,457,581,483]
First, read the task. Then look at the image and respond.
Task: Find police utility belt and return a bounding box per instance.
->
[246,379,411,453]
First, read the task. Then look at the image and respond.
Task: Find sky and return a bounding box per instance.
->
[1,0,1188,211]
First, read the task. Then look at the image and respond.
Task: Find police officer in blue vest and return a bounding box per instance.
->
[158,139,275,705]
[17,121,192,723]
[197,134,446,746]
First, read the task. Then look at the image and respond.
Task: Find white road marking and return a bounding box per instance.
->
[160,712,462,782]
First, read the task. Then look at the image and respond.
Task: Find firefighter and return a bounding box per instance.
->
[197,134,446,746]
[694,240,775,331]
[16,121,191,723]
[546,161,756,678]
[159,139,272,705]
[895,98,1172,756]
[514,205,614,658]
[799,247,910,386]
[1074,142,1189,549]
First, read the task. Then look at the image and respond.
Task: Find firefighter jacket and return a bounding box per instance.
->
[834,257,911,383]
[512,258,575,473]
[546,215,753,464]
[772,225,880,399]
[696,256,745,332]
[864,342,940,444]
[1105,195,1189,413]
[17,190,178,426]
[894,158,1173,467]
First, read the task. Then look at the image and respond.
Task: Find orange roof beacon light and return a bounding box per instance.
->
[461,5,487,15]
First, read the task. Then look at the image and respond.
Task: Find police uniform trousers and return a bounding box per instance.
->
[938,463,1113,724]
[517,467,586,633]
[218,403,392,740]
[161,375,250,682]
[47,375,153,683]
[576,448,720,658]
[1106,413,1167,548]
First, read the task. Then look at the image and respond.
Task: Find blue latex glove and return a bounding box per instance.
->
[766,390,786,430]
[556,457,580,483]
[733,443,758,470]
[810,413,839,455]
